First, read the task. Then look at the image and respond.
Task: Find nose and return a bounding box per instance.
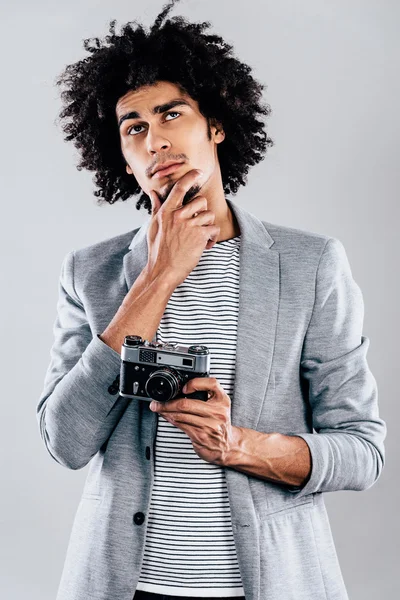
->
[146,125,171,156]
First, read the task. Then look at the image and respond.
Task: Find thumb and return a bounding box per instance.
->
[149,190,162,216]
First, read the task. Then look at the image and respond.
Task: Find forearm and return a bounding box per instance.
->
[39,335,129,470]
[100,265,177,354]
[225,427,312,488]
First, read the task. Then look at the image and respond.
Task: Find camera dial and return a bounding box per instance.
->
[188,345,209,355]
[124,335,143,347]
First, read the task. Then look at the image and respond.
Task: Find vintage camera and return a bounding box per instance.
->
[119,335,211,402]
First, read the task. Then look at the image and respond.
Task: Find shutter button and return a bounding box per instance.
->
[134,512,145,525]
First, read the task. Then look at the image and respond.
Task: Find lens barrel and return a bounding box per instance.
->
[145,368,181,402]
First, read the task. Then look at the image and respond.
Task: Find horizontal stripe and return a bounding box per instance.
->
[137,236,245,597]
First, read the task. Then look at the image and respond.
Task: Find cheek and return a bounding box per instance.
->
[121,141,143,172]
[133,170,146,186]
[127,158,148,186]
[186,123,210,148]
[185,134,216,171]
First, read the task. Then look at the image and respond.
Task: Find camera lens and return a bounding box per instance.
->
[145,368,181,402]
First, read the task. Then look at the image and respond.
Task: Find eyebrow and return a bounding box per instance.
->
[117,98,192,128]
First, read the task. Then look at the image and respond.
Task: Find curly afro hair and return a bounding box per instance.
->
[55,0,274,214]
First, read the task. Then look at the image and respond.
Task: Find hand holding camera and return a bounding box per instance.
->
[119,335,239,467]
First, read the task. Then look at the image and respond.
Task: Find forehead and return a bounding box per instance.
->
[115,80,194,118]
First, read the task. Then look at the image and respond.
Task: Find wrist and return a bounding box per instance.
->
[142,263,179,292]
[224,426,248,468]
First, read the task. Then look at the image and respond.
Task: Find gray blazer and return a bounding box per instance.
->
[37,199,386,600]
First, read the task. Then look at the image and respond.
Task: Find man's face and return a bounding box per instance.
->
[115,80,225,205]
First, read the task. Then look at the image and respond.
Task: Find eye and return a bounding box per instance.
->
[165,111,180,121]
[127,111,181,136]
[127,124,145,136]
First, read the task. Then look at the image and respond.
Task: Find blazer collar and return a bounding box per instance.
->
[123,199,279,431]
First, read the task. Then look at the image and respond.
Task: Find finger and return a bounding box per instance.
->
[163,169,204,210]
[183,377,223,396]
[205,238,217,250]
[179,196,208,219]
[165,414,212,429]
[148,189,162,216]
[203,225,221,249]
[151,397,207,416]
[192,209,215,227]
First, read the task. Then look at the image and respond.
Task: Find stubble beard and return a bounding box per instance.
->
[159,182,202,207]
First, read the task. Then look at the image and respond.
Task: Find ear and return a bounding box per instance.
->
[210,117,225,143]
[126,163,133,175]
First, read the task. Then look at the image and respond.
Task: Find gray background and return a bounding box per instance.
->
[1,0,398,598]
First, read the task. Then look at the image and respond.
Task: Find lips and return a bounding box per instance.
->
[152,161,184,178]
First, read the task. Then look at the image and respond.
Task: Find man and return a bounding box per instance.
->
[37,2,386,600]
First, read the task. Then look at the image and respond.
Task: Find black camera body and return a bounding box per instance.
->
[119,335,211,402]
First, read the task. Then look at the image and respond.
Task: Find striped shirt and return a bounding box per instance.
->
[136,234,245,597]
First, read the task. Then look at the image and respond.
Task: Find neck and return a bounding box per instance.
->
[200,170,241,242]
[215,201,240,242]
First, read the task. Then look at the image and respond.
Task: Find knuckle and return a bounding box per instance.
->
[198,431,207,444]
[174,181,186,193]
[174,209,185,222]
[218,410,228,423]
[158,208,168,222]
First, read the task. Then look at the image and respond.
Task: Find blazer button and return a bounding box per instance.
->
[145,447,151,460]
[108,374,120,395]
[134,512,145,525]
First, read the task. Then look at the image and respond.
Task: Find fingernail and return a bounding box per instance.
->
[182,384,188,393]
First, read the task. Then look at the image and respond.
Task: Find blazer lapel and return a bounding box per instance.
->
[226,200,279,431]
[122,199,280,432]
[123,219,150,291]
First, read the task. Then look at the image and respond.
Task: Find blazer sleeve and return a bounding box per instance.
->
[36,250,130,470]
[287,237,387,498]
